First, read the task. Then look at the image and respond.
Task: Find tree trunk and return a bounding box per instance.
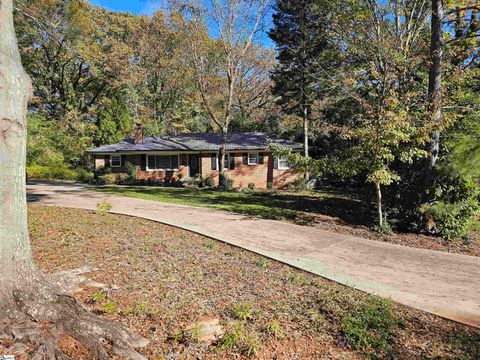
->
[219,127,227,185]
[219,127,228,174]
[219,63,235,187]
[374,182,383,227]
[0,0,34,286]
[303,105,309,179]
[303,106,309,158]
[0,3,149,358]
[424,0,443,184]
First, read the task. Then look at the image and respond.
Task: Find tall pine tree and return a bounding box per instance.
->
[268,0,332,159]
[96,94,132,145]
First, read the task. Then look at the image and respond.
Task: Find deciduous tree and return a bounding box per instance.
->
[178,0,270,185]
[1,1,147,357]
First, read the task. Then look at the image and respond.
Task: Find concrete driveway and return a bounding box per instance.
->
[27,181,480,328]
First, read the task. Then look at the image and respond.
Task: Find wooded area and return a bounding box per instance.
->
[9,0,480,237]
[0,0,479,358]
[12,0,480,237]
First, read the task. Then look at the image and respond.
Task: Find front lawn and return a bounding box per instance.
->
[95,184,480,256]
[26,205,480,359]
[96,185,372,225]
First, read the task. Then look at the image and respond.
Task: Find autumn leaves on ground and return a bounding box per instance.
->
[14,205,478,359]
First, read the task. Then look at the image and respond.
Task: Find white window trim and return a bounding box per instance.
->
[213,153,231,170]
[277,156,290,170]
[146,154,180,171]
[219,153,231,170]
[247,152,258,165]
[110,154,121,167]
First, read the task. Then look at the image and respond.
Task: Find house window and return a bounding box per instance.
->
[224,154,230,169]
[111,155,121,167]
[147,155,179,171]
[247,152,258,165]
[211,153,233,170]
[277,156,290,169]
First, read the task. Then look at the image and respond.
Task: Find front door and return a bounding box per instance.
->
[188,154,200,177]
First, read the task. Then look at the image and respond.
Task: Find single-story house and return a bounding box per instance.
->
[87,131,303,189]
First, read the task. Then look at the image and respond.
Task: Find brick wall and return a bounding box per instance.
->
[135,154,188,181]
[95,152,299,189]
[201,152,268,188]
[201,152,299,189]
[94,154,187,181]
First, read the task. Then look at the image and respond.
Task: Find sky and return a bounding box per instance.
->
[87,0,274,47]
[88,0,162,15]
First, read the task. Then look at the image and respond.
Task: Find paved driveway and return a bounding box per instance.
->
[27,181,480,328]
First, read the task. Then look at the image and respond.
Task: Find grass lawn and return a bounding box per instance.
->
[94,184,480,256]
[26,205,480,359]
[96,185,372,225]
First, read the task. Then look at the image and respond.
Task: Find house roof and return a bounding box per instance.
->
[87,132,303,153]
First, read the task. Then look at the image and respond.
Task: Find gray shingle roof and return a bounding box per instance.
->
[87,132,303,153]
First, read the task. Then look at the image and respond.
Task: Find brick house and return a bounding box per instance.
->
[87,132,303,189]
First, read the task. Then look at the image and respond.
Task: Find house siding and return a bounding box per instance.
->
[94,152,298,189]
[200,152,299,189]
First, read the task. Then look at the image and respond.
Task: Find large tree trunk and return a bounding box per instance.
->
[0,0,34,286]
[424,0,443,183]
[0,2,148,357]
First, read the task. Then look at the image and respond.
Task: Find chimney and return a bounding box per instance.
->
[134,123,144,144]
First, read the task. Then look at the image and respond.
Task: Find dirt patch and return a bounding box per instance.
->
[27,205,480,359]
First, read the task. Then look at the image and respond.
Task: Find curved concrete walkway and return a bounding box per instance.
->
[27,181,480,328]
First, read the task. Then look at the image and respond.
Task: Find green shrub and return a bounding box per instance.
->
[26,164,49,179]
[102,300,116,313]
[91,291,107,303]
[218,174,234,191]
[267,181,274,190]
[26,164,77,180]
[115,174,134,185]
[241,187,251,194]
[290,178,309,192]
[97,173,117,185]
[187,175,210,188]
[75,168,94,183]
[247,182,256,191]
[203,239,218,250]
[186,176,198,187]
[264,320,284,339]
[232,303,253,321]
[216,322,260,357]
[124,161,137,178]
[255,258,270,269]
[204,174,215,188]
[96,199,112,215]
[422,163,480,240]
[342,296,399,357]
[374,220,393,234]
[95,166,112,176]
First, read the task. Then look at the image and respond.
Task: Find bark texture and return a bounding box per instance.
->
[424,0,443,180]
[0,0,34,284]
[0,2,148,358]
